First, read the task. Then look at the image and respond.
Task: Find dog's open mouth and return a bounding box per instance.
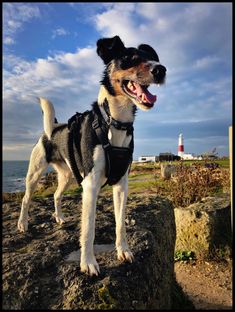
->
[122,80,157,108]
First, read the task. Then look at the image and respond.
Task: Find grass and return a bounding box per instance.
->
[128,173,153,180]
[128,180,154,194]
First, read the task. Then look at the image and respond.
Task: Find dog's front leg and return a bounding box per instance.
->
[80,173,101,276]
[113,171,134,263]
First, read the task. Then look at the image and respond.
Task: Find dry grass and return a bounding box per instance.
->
[153,162,230,207]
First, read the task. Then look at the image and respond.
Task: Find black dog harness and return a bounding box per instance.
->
[68,102,134,186]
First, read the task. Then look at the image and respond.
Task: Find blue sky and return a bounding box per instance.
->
[3,2,232,160]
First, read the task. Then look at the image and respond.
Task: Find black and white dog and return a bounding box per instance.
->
[18,36,166,276]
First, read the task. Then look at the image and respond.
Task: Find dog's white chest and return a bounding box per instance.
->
[108,128,132,148]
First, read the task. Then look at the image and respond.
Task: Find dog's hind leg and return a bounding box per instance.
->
[18,138,48,232]
[51,161,72,224]
[113,171,134,263]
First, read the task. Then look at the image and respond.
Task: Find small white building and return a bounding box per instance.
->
[182,153,202,160]
[138,156,156,162]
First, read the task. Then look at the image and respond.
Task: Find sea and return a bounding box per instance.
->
[2,161,54,193]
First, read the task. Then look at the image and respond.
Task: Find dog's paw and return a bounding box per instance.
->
[117,248,134,263]
[53,212,65,225]
[80,258,100,276]
[17,218,28,232]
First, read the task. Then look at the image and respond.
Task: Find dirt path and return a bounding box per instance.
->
[174,259,232,310]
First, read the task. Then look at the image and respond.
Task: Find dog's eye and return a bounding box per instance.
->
[120,55,142,69]
[119,56,131,69]
[131,55,142,65]
[132,55,139,60]
[121,55,131,63]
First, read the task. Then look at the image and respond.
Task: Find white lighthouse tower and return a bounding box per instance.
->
[178,133,184,158]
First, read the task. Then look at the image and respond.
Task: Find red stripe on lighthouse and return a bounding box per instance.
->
[178,145,184,152]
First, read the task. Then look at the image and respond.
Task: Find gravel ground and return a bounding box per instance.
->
[175,259,232,310]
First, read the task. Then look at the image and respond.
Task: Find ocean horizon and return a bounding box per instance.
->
[2,160,54,193]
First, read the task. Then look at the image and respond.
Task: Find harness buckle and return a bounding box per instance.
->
[107,116,112,126]
[92,118,100,129]
[120,124,128,131]
[103,143,111,150]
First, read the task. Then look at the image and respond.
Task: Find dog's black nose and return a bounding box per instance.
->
[151,64,166,78]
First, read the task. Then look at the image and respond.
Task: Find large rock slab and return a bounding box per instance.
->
[3,194,176,310]
[174,195,231,258]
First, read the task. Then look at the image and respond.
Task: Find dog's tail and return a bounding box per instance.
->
[37,97,56,140]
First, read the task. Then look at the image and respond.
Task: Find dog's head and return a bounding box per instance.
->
[97,35,166,111]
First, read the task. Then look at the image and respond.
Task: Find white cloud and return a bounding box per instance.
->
[4,36,15,45]
[94,3,142,46]
[3,3,41,45]
[194,56,221,69]
[93,2,232,71]
[3,45,104,154]
[52,27,70,39]
[7,19,21,31]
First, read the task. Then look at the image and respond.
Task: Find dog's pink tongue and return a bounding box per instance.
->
[133,82,157,103]
[142,89,157,104]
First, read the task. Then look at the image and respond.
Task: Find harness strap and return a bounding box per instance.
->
[92,110,134,186]
[68,112,88,185]
[68,128,83,185]
[92,113,111,178]
[99,99,134,133]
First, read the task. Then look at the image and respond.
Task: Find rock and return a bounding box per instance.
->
[36,172,57,189]
[161,164,177,180]
[2,194,177,310]
[174,194,232,259]
[37,172,77,190]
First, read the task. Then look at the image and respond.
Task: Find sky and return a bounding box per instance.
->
[3,2,232,160]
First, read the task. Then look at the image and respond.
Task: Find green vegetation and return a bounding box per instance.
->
[64,186,83,196]
[174,250,196,262]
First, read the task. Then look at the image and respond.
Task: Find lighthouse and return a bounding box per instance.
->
[178,133,184,158]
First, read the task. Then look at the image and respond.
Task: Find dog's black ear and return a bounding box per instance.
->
[138,44,159,62]
[97,35,126,64]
